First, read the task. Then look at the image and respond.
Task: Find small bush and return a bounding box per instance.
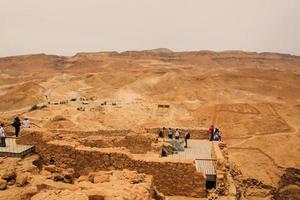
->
[40,105,47,109]
[29,104,47,112]
[29,104,39,111]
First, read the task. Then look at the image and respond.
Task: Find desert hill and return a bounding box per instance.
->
[0,50,299,199]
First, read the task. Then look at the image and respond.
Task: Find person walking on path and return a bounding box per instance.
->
[12,117,21,137]
[184,129,190,148]
[0,123,6,147]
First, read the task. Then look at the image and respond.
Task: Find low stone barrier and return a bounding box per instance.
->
[18,131,206,197]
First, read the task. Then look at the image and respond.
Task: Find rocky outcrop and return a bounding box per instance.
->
[15,174,28,187]
[272,168,300,200]
[1,168,16,181]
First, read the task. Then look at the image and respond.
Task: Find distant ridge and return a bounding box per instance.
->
[143,48,174,53]
[0,49,299,59]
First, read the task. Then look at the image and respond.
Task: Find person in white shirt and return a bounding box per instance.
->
[175,129,180,140]
[23,118,30,128]
[0,123,6,147]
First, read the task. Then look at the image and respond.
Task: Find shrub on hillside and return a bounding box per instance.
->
[29,104,47,112]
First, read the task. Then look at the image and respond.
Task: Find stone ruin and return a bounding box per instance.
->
[0,128,236,199]
[16,129,209,198]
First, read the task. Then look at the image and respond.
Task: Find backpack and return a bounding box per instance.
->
[213,134,220,141]
[186,132,190,139]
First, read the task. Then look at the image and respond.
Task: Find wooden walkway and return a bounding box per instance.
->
[167,140,212,160]
[0,137,35,157]
[165,139,216,176]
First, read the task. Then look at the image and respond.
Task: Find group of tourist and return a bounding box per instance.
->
[0,117,31,147]
[158,125,223,149]
[208,125,222,141]
[158,127,190,148]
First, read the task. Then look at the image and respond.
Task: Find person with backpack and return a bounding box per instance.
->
[184,129,190,148]
[0,123,6,147]
[12,117,21,137]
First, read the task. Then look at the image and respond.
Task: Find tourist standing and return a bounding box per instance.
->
[208,125,214,141]
[0,123,6,147]
[12,117,21,137]
[168,128,173,139]
[213,128,222,141]
[184,129,190,148]
[175,129,180,140]
[162,127,166,137]
[23,118,31,128]
[159,129,164,138]
[213,128,221,141]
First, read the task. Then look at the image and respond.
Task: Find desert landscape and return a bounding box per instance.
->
[0,49,299,200]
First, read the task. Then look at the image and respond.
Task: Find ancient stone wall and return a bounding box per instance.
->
[212,142,226,183]
[51,129,130,137]
[80,133,157,154]
[18,131,206,197]
[47,143,205,197]
[20,130,156,154]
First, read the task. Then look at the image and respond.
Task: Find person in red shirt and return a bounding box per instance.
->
[208,125,214,141]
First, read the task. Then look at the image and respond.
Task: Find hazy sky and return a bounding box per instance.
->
[0,0,300,57]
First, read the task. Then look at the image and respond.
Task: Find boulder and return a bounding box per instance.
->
[0,179,7,190]
[88,173,96,183]
[16,174,28,187]
[2,168,16,181]
[40,170,52,179]
[52,173,64,182]
[94,174,110,184]
[62,168,76,183]
[77,175,89,182]
[7,179,16,185]
[44,165,61,173]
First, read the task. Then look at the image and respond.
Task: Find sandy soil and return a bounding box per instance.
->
[0,49,299,199]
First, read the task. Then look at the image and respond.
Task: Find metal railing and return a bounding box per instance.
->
[0,136,17,147]
[0,136,35,157]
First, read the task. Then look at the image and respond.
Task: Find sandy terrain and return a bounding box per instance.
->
[0,49,299,199]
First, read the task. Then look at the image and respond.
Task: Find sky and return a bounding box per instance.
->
[0,0,300,57]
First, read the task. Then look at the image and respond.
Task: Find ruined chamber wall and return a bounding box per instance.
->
[18,131,206,197]
[20,129,158,154]
[80,133,157,154]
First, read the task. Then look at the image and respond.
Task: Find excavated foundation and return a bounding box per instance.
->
[18,130,208,197]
